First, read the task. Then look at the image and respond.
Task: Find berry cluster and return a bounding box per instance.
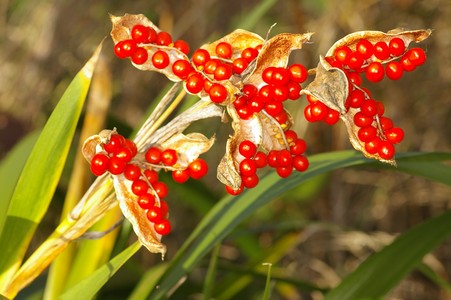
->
[234,64,308,124]
[225,130,309,195]
[114,24,190,65]
[89,133,209,235]
[320,37,427,160]
[304,95,340,125]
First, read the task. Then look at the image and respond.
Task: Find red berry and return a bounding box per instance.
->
[114,40,137,59]
[131,47,148,65]
[400,55,416,72]
[137,193,155,209]
[131,179,149,196]
[214,63,233,81]
[385,61,403,80]
[152,51,170,69]
[147,28,157,43]
[358,126,377,142]
[156,31,172,46]
[284,130,298,144]
[248,96,265,113]
[304,105,316,122]
[290,139,307,155]
[172,169,190,183]
[144,169,159,184]
[125,139,137,157]
[215,42,232,59]
[209,84,228,103]
[158,200,169,216]
[124,164,141,181]
[347,89,365,108]
[174,39,190,55]
[272,85,289,102]
[243,84,258,97]
[267,150,279,168]
[274,111,288,125]
[407,48,426,66]
[276,166,292,178]
[379,116,394,131]
[366,62,384,82]
[360,99,378,117]
[161,149,177,166]
[192,49,210,66]
[104,134,126,154]
[270,68,290,86]
[378,141,395,160]
[356,39,373,60]
[154,219,171,235]
[258,85,273,102]
[204,59,219,74]
[185,72,205,94]
[147,206,164,223]
[242,174,259,189]
[292,155,309,172]
[153,181,168,198]
[113,147,134,163]
[241,47,258,62]
[90,153,110,176]
[277,149,292,167]
[287,81,301,100]
[310,102,328,121]
[348,52,364,70]
[347,72,362,86]
[145,147,162,164]
[265,101,283,116]
[324,108,340,125]
[385,127,404,144]
[172,60,192,79]
[226,184,244,196]
[373,41,390,60]
[389,37,406,57]
[254,151,267,168]
[365,137,381,155]
[334,46,352,65]
[354,111,374,127]
[240,159,257,176]
[131,25,151,44]
[239,140,257,158]
[232,58,248,74]
[108,156,127,175]
[288,64,308,83]
[237,105,253,120]
[203,80,213,93]
[188,158,208,179]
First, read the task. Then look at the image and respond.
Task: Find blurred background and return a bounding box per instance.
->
[1,0,450,299]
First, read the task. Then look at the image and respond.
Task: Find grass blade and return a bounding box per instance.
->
[202,243,221,300]
[324,209,451,299]
[0,44,102,297]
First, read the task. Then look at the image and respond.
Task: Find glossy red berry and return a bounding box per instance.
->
[108,156,127,175]
[237,105,253,120]
[379,116,394,131]
[144,169,159,184]
[400,55,416,72]
[137,193,155,209]
[262,67,276,84]
[385,127,404,144]
[334,46,352,65]
[172,169,190,183]
[185,72,205,94]
[365,137,381,155]
[240,159,257,176]
[265,101,283,116]
[124,164,141,181]
[174,39,190,55]
[366,62,384,82]
[161,149,177,166]
[215,42,232,59]
[270,68,290,86]
[267,150,279,168]
[292,155,309,172]
[358,126,377,142]
[356,39,373,60]
[131,47,148,65]
[407,48,426,66]
[378,141,395,160]
[242,174,259,189]
[360,99,378,117]
[254,151,267,168]
[347,72,362,87]
[113,147,134,163]
[310,102,328,121]
[389,37,406,57]
[152,51,170,69]
[131,25,151,44]
[104,134,126,154]
[209,84,228,103]
[272,85,289,102]
[385,61,404,80]
[214,63,233,81]
[232,58,248,74]
[172,60,192,79]
[188,158,208,179]
[145,147,162,164]
[114,40,137,59]
[290,139,306,155]
[156,31,172,46]
[192,49,210,66]
[146,206,164,223]
[354,112,374,127]
[276,166,292,178]
[90,153,110,176]
[373,41,390,60]
[277,149,292,167]
[131,179,149,196]
[125,139,137,157]
[241,47,258,62]
[287,81,301,100]
[226,184,244,196]
[239,140,257,158]
[288,64,308,83]
[153,181,168,198]
[154,219,171,235]
[324,108,340,125]
[347,52,364,70]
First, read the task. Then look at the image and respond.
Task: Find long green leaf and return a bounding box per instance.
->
[0,45,101,292]
[148,151,451,298]
[58,242,141,300]
[0,130,40,234]
[325,209,451,299]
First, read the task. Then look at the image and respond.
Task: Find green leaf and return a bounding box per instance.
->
[58,242,141,300]
[0,130,40,234]
[148,151,451,299]
[0,45,101,292]
[324,209,451,299]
